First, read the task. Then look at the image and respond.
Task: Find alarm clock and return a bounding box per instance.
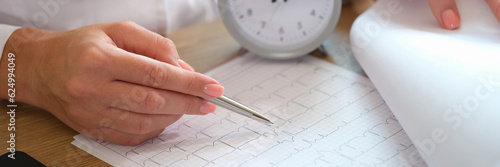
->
[218,0,342,59]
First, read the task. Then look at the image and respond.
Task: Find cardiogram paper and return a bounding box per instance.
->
[72,53,425,167]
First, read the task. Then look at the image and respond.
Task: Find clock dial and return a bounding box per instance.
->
[229,0,334,49]
[220,0,341,59]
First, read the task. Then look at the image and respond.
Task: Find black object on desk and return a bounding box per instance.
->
[0,151,45,167]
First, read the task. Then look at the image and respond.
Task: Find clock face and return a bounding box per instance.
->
[220,0,341,59]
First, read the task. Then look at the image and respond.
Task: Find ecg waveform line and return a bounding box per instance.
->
[75,54,426,167]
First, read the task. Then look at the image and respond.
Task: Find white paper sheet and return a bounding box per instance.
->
[72,53,425,167]
[350,0,500,166]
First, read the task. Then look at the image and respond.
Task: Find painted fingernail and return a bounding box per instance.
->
[199,101,216,114]
[178,59,195,72]
[203,84,224,97]
[441,9,460,30]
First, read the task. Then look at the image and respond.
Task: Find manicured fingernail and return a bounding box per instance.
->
[203,84,224,97]
[441,9,460,30]
[199,101,216,114]
[178,59,195,72]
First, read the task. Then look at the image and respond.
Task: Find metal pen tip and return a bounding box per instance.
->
[205,95,273,125]
[252,113,274,124]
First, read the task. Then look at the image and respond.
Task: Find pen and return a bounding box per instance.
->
[205,95,273,124]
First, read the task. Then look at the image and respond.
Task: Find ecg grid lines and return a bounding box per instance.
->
[77,54,426,167]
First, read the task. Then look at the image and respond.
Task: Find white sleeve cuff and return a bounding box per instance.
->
[165,0,220,34]
[0,24,21,61]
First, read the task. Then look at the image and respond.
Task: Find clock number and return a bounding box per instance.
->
[297,22,303,30]
[247,9,253,17]
[261,21,266,29]
[311,9,323,19]
[311,9,316,17]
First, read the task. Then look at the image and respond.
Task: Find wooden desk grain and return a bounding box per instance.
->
[0,4,360,166]
[0,102,106,166]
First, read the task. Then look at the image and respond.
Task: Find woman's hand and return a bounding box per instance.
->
[1,21,224,146]
[428,0,500,30]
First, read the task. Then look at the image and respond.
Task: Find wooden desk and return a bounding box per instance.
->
[0,4,361,166]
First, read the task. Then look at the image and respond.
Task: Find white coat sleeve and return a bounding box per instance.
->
[165,0,220,34]
[0,24,21,62]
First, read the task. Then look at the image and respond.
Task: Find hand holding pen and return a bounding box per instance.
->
[3,22,226,146]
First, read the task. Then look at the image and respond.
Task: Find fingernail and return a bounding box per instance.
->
[203,84,224,97]
[441,9,460,30]
[178,59,195,72]
[199,101,216,114]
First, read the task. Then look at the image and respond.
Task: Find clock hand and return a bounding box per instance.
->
[265,1,282,29]
[272,0,287,3]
